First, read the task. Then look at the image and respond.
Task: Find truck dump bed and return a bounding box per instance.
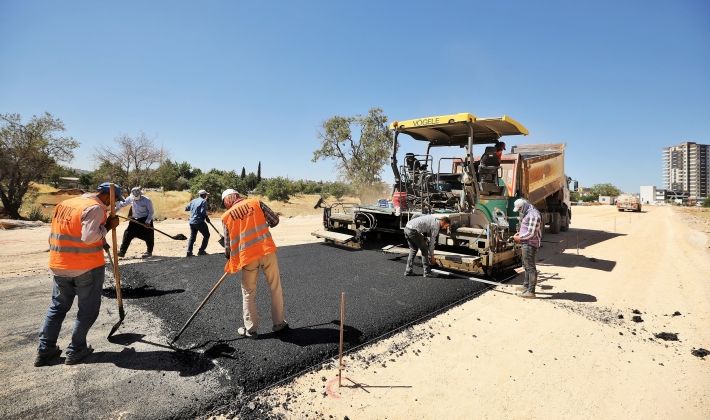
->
[511,143,566,205]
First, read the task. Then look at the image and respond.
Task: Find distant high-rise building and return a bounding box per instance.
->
[662,142,709,199]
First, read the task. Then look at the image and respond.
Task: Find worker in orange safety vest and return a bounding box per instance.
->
[221,188,288,339]
[35,182,122,367]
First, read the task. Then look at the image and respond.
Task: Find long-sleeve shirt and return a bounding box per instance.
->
[50,194,108,277]
[518,203,542,248]
[223,198,279,257]
[185,197,209,224]
[116,195,154,223]
[405,214,441,256]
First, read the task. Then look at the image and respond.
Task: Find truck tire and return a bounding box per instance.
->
[560,214,569,232]
[637,205,642,212]
[549,212,561,234]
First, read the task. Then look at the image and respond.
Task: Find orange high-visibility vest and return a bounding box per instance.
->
[49,197,107,271]
[222,199,277,273]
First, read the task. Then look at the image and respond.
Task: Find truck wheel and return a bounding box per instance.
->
[560,215,569,232]
[637,205,642,212]
[549,212,561,234]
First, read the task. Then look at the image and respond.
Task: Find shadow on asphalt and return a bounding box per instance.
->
[81,347,214,376]
[102,285,186,299]
[272,321,363,347]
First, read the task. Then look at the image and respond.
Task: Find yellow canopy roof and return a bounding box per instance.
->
[390,113,528,145]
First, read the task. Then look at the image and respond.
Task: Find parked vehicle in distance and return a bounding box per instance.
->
[616,194,642,212]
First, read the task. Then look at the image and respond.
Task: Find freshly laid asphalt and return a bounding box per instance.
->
[104,242,501,417]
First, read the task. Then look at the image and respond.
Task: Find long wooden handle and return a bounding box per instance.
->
[170,272,230,344]
[109,184,123,310]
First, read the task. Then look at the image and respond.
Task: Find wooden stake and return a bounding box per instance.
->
[338,292,345,388]
[576,232,579,255]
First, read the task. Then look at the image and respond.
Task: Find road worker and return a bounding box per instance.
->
[185,189,211,257]
[513,198,542,299]
[35,182,122,366]
[221,189,288,339]
[404,214,451,278]
[115,187,155,258]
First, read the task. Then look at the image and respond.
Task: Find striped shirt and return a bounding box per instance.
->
[518,204,542,248]
[405,214,441,255]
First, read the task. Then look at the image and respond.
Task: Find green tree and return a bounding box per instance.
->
[325,181,351,200]
[257,161,262,183]
[701,197,710,208]
[78,172,94,189]
[586,183,621,201]
[0,113,79,219]
[153,159,179,190]
[264,177,292,202]
[93,161,129,189]
[312,107,391,198]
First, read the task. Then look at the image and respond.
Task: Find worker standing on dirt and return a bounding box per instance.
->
[185,189,211,257]
[115,187,155,258]
[35,182,122,366]
[513,198,542,299]
[221,189,288,339]
[404,214,451,278]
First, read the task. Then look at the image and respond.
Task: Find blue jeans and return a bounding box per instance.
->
[38,266,105,355]
[187,222,210,254]
[404,227,432,274]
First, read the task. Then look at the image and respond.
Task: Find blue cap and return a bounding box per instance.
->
[97,182,125,201]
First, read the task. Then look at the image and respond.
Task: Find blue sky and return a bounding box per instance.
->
[1,0,708,193]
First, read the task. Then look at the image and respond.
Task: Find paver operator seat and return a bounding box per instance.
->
[478,146,504,195]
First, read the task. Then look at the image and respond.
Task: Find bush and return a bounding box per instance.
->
[702,197,710,208]
[265,177,292,202]
[26,206,51,223]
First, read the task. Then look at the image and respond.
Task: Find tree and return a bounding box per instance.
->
[241,167,246,179]
[264,177,292,202]
[702,197,710,208]
[92,131,167,188]
[586,183,621,201]
[312,107,391,198]
[153,159,179,191]
[0,113,79,219]
[257,161,262,183]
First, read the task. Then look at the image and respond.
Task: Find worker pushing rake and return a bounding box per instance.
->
[170,189,288,346]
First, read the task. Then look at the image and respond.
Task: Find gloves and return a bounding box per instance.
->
[206,216,210,223]
[103,243,110,251]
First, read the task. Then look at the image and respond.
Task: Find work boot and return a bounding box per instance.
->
[34,346,61,367]
[520,291,537,299]
[186,252,193,257]
[197,250,208,256]
[141,252,152,258]
[423,272,438,278]
[117,250,126,258]
[520,272,538,299]
[65,346,94,365]
[516,285,528,292]
[404,270,414,276]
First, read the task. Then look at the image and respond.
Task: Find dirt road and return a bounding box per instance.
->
[1,205,709,419]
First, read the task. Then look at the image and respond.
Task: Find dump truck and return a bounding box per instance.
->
[616,194,642,212]
[312,113,571,276]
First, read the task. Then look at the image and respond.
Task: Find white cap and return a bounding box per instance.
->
[513,198,526,212]
[222,189,240,200]
[198,189,209,196]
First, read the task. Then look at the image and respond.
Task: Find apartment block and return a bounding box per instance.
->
[662,142,709,199]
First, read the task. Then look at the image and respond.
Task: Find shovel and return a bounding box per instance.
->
[169,271,230,346]
[207,219,226,247]
[108,183,125,338]
[117,215,188,240]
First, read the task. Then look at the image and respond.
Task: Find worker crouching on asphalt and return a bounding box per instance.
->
[115,187,155,258]
[185,189,211,257]
[221,189,288,339]
[404,214,451,278]
[513,198,542,299]
[35,182,122,366]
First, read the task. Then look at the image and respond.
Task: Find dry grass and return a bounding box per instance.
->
[677,207,710,221]
[17,185,365,221]
[29,182,59,194]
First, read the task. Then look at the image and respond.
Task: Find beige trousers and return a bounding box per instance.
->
[241,252,284,333]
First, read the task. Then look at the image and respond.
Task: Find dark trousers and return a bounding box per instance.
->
[120,217,154,253]
[521,243,539,293]
[404,227,432,274]
[187,222,210,254]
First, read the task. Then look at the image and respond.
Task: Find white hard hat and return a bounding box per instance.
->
[222,189,240,200]
[513,198,526,212]
[131,187,142,197]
